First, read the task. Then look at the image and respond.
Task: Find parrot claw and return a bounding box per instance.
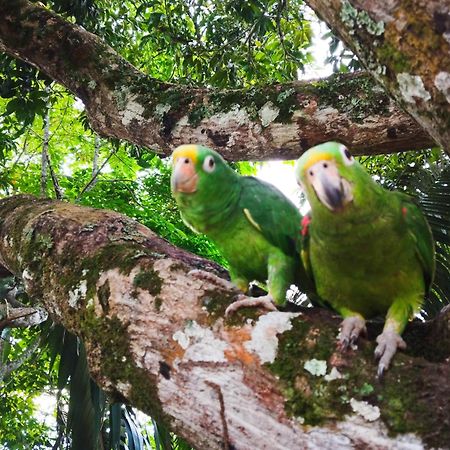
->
[188,269,240,293]
[374,329,406,377]
[337,316,366,351]
[225,294,277,317]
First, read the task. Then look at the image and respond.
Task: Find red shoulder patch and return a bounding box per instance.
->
[301,215,311,236]
[402,206,407,217]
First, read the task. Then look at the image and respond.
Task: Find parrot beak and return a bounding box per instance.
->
[307,160,353,211]
[171,156,199,193]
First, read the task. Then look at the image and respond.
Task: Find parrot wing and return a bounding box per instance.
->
[400,194,435,294]
[238,177,301,257]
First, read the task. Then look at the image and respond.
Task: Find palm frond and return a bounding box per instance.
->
[418,163,450,316]
[395,156,450,317]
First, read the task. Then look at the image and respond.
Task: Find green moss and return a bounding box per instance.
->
[200,287,258,326]
[202,288,236,318]
[267,316,351,424]
[154,297,162,311]
[33,233,54,254]
[340,1,385,36]
[188,104,209,127]
[312,73,390,122]
[133,269,162,296]
[266,313,448,447]
[80,243,153,283]
[376,362,450,446]
[79,309,167,423]
[377,44,411,73]
[97,280,110,314]
[275,87,298,123]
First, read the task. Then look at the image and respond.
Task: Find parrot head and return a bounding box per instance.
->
[171,144,238,206]
[295,142,378,215]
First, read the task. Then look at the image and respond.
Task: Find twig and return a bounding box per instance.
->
[76,149,117,201]
[84,134,101,193]
[45,152,64,200]
[40,87,51,197]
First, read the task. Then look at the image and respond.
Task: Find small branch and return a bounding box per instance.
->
[85,134,101,193]
[5,287,28,308]
[45,152,64,200]
[92,135,100,175]
[76,149,116,201]
[40,88,51,197]
[0,335,41,382]
[0,303,48,329]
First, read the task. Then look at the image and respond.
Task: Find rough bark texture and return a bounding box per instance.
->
[0,195,449,449]
[0,0,436,161]
[306,0,450,153]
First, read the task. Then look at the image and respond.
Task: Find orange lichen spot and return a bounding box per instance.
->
[224,327,257,365]
[162,341,186,365]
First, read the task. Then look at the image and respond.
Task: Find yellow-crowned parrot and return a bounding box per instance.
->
[171,144,310,315]
[295,141,435,375]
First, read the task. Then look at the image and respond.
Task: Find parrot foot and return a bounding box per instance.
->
[188,269,240,293]
[374,329,406,377]
[225,294,277,317]
[337,316,367,350]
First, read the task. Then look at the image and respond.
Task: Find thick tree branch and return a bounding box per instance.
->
[306,0,450,153]
[0,0,436,160]
[0,195,448,449]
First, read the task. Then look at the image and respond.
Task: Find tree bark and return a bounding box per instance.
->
[0,195,448,449]
[306,0,450,154]
[0,0,436,161]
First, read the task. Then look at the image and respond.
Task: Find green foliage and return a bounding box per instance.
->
[0,326,55,449]
[324,32,361,73]
[38,0,312,87]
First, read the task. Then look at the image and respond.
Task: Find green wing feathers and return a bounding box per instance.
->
[238,177,301,257]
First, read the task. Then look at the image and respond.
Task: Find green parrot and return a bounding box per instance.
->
[171,144,310,315]
[295,141,435,375]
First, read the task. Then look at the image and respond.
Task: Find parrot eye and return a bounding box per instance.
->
[339,145,354,166]
[203,155,216,173]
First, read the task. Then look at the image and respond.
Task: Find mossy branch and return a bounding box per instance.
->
[0,195,448,449]
[0,0,436,160]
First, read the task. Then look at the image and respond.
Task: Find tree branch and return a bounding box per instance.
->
[40,92,50,197]
[305,0,450,153]
[0,334,41,382]
[0,304,48,329]
[0,0,436,160]
[0,195,448,449]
